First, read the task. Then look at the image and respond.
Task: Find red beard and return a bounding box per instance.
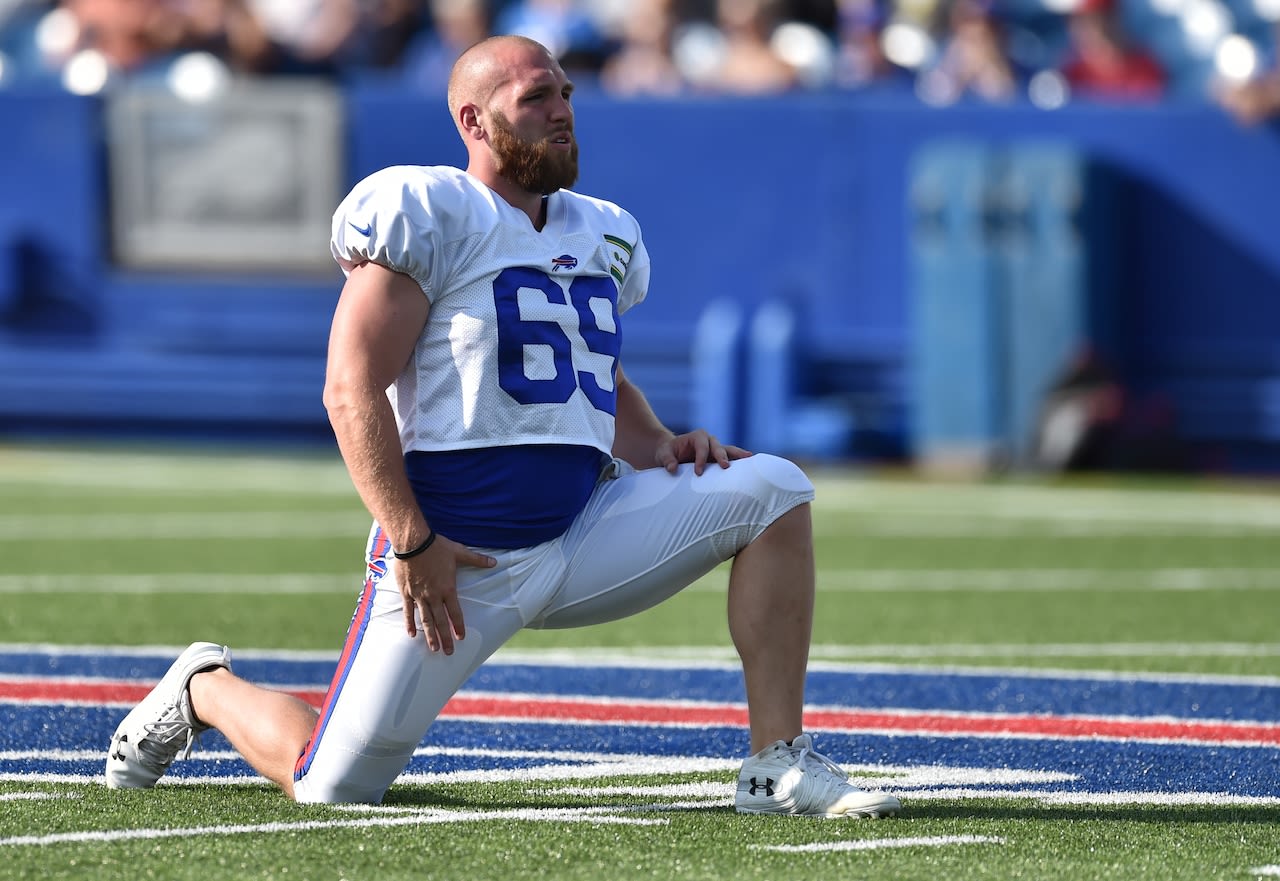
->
[489,110,579,195]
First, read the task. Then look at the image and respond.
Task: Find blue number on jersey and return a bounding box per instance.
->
[493,267,621,414]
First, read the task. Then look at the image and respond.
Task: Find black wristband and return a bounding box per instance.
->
[393,530,436,560]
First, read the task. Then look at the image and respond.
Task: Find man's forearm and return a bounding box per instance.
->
[327,389,428,551]
[611,370,675,469]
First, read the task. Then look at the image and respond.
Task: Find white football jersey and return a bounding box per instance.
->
[331,165,650,456]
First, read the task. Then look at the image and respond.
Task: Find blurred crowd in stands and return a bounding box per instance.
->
[1,0,1279,122]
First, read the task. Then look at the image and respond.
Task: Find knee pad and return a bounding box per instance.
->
[709,453,813,508]
[701,454,814,558]
[745,453,815,498]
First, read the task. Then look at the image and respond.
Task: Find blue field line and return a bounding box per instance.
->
[3,649,1279,722]
[5,705,1280,799]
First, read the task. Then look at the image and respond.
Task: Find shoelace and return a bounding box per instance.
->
[793,743,850,783]
[136,714,198,767]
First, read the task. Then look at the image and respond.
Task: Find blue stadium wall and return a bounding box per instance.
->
[3,85,1280,471]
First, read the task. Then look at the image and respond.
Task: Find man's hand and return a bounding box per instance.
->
[655,429,752,475]
[395,537,496,654]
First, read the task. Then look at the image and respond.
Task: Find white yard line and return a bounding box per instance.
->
[3,760,1278,850]
[806,642,1280,660]
[692,568,1280,592]
[753,835,1005,853]
[4,446,1280,524]
[812,517,1279,536]
[3,568,1277,595]
[1,508,1273,540]
[0,574,360,594]
[0,453,354,496]
[0,806,668,848]
[809,478,1280,528]
[0,792,73,802]
[0,512,366,540]
[4,641,1280,685]
[874,567,1280,591]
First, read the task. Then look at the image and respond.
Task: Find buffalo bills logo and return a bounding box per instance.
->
[551,254,578,272]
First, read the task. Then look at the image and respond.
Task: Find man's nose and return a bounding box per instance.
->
[550,95,573,122]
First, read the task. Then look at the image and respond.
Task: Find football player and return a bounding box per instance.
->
[106,34,901,819]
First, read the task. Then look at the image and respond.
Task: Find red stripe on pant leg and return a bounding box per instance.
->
[294,578,378,780]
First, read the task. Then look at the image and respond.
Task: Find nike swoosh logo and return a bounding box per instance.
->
[349,221,373,237]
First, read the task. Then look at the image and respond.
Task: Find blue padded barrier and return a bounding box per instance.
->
[909,141,1102,470]
[745,300,796,455]
[993,145,1090,465]
[908,141,1004,470]
[690,300,745,444]
[740,299,860,461]
[620,320,697,435]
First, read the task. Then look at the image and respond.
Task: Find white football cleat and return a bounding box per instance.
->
[735,733,901,818]
[105,641,232,789]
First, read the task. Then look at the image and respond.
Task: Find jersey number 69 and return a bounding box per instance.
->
[493,267,621,415]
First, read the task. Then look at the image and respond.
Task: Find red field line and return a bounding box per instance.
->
[3,677,1278,747]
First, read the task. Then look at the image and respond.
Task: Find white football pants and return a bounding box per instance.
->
[291,452,814,804]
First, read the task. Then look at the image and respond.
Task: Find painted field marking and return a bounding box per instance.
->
[1252,866,1280,877]
[0,792,73,802]
[849,568,1271,592]
[0,574,359,595]
[811,480,1280,528]
[543,782,732,800]
[0,755,1080,793]
[5,511,1267,542]
[6,679,1277,747]
[4,646,1279,818]
[5,568,1279,596]
[814,517,1276,537]
[2,508,1274,543]
[1,754,1074,794]
[4,506,1274,542]
[692,568,1280,593]
[6,445,1279,523]
[6,642,1280,688]
[808,642,1280,660]
[538,767,1076,800]
[836,568,1280,592]
[7,771,1280,811]
[0,512,365,541]
[753,834,1005,853]
[0,750,106,762]
[0,449,354,496]
[873,788,1280,807]
[0,805,669,849]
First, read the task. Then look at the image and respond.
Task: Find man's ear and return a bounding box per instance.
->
[459,105,485,140]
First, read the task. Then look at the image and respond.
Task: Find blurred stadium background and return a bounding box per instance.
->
[2,0,1280,474]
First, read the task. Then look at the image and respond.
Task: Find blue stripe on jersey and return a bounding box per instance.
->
[405,445,607,549]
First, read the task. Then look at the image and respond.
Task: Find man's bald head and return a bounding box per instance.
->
[447,35,556,136]
[446,34,578,202]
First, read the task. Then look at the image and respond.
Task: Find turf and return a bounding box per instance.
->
[3,782,1279,881]
[2,443,1279,880]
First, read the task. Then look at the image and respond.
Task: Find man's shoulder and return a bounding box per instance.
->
[340,165,496,230]
[352,164,475,197]
[557,189,641,234]
[558,187,626,215]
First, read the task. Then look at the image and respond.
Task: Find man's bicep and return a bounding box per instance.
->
[327,262,430,391]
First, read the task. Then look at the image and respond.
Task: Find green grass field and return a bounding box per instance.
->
[1,443,1279,881]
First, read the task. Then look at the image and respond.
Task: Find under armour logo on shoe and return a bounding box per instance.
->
[110,735,127,762]
[749,776,775,797]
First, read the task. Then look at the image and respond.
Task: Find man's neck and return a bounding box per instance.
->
[468,169,547,230]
